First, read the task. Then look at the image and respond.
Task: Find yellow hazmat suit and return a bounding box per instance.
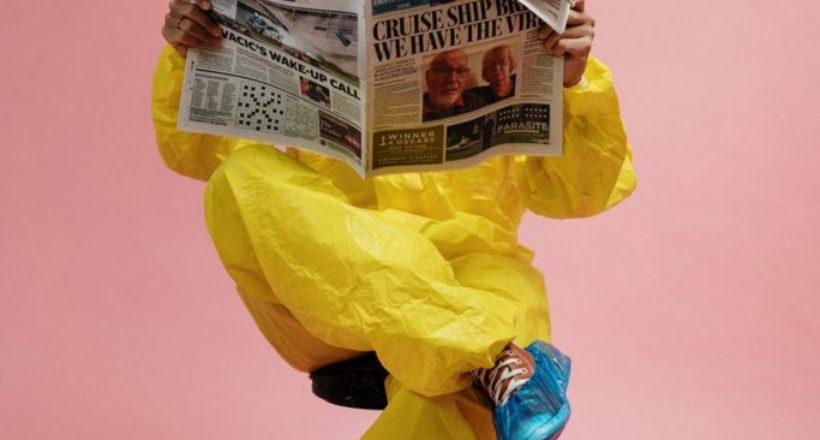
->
[152,45,635,439]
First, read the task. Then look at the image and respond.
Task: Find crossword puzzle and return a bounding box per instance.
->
[236,83,285,133]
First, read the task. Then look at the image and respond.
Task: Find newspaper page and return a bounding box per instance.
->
[178,0,368,172]
[177,0,575,177]
[366,0,566,174]
[519,0,574,34]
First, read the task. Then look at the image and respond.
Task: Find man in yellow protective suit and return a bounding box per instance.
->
[155,1,635,438]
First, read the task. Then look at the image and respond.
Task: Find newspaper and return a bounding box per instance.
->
[519,0,574,34]
[178,0,575,177]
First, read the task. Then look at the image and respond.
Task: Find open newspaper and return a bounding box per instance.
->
[178,0,575,177]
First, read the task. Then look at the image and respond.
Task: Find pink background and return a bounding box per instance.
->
[1,1,818,438]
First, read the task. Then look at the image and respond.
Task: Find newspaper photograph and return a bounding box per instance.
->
[177,0,575,177]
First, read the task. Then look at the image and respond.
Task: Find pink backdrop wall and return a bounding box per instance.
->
[1,1,817,438]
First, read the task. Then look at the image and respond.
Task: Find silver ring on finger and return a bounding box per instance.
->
[176,16,186,30]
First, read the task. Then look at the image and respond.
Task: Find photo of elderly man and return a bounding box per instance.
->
[421,49,483,122]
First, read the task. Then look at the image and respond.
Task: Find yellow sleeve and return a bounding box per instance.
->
[517,56,637,219]
[152,45,246,181]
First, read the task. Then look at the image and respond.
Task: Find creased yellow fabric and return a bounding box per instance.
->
[152,44,635,439]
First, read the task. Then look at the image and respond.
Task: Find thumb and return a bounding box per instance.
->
[573,0,586,13]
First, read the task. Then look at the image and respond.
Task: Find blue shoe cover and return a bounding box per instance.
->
[493,341,571,440]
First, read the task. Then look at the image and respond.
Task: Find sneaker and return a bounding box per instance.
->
[473,343,535,406]
[491,341,572,440]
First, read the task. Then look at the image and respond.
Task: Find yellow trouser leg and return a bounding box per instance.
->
[363,252,551,439]
[363,377,494,440]
[205,145,522,396]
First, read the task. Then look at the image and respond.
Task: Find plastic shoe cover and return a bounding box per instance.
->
[493,341,571,440]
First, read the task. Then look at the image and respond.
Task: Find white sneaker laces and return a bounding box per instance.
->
[474,349,532,406]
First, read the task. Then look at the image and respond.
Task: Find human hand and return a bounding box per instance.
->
[538,0,595,87]
[162,0,222,56]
